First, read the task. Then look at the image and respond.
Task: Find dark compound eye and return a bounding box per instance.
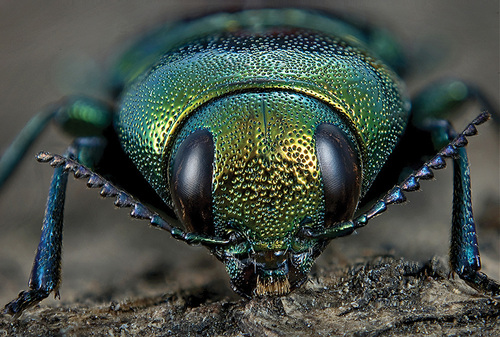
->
[315,123,362,226]
[170,129,215,235]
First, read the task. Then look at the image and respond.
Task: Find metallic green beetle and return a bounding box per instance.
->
[1,8,498,315]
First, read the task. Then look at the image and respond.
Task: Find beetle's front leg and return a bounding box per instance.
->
[449,146,499,295]
[4,137,107,317]
[412,80,499,296]
[4,162,68,316]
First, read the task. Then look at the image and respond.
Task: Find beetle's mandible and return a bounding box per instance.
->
[1,8,498,317]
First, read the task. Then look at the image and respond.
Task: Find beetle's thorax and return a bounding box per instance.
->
[116,24,409,206]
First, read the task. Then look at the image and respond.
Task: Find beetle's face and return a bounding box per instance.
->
[169,91,362,296]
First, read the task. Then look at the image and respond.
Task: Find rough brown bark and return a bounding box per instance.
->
[1,256,498,336]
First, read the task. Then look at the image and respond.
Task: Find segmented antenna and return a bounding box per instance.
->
[300,111,491,240]
[35,152,229,246]
[352,111,490,229]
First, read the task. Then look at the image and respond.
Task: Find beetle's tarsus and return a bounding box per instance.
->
[461,271,500,298]
[3,289,50,318]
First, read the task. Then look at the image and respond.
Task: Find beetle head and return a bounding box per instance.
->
[168,91,362,296]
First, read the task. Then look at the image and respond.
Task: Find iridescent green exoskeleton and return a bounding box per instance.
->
[1,8,498,316]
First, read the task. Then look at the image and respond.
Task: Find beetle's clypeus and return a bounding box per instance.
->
[1,8,498,317]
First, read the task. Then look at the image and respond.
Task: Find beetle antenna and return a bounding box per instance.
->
[351,111,490,229]
[301,111,491,240]
[35,152,229,246]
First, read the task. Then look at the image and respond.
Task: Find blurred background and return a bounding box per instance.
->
[0,1,498,307]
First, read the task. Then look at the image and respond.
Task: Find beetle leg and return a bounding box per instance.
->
[0,108,56,189]
[0,96,112,190]
[412,79,499,129]
[450,146,500,295]
[411,81,499,296]
[419,127,498,295]
[3,137,107,317]
[4,163,68,317]
[308,111,499,295]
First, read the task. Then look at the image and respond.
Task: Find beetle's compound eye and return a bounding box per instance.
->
[315,123,361,226]
[170,129,215,235]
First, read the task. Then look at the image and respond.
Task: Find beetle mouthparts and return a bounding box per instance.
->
[255,274,291,296]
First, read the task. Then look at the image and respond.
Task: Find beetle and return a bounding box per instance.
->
[1,8,498,317]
